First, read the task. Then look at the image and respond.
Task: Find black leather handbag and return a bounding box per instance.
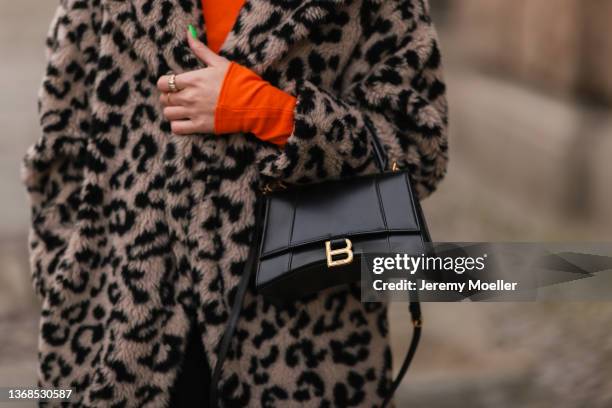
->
[210,126,430,408]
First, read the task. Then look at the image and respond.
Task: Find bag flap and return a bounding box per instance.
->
[259,172,422,258]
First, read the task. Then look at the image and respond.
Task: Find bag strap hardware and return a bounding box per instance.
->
[261,180,287,195]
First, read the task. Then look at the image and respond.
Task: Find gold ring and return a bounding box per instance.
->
[168,74,178,93]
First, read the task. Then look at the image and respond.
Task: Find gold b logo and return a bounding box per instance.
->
[325,239,354,267]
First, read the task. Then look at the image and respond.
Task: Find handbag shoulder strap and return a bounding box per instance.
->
[366,117,423,406]
[209,198,263,407]
[381,301,422,408]
[366,117,425,406]
[365,117,389,173]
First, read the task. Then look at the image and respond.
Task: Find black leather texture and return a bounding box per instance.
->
[255,171,428,302]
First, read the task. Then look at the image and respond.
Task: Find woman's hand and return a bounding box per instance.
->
[157,30,231,135]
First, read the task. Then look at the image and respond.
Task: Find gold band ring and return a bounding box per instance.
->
[168,74,178,93]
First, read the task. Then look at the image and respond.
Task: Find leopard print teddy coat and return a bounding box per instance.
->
[22,0,448,406]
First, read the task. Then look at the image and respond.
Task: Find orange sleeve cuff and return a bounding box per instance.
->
[215,61,296,147]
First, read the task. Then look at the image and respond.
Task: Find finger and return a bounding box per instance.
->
[187,31,220,66]
[159,90,192,107]
[160,92,181,107]
[159,92,171,106]
[163,106,191,121]
[171,120,199,135]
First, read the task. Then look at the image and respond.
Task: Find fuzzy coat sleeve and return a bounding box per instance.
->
[21,0,98,300]
[257,0,448,199]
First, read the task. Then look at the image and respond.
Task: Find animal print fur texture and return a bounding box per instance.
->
[21,0,448,406]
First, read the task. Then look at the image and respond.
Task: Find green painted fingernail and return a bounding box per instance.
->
[188,24,198,39]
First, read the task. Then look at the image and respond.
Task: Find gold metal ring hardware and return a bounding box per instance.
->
[168,73,178,93]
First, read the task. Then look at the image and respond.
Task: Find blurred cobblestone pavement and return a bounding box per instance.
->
[1,2,611,407]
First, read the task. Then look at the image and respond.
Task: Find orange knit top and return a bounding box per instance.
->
[202,0,296,146]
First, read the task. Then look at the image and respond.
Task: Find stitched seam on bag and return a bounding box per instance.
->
[287,189,298,272]
[255,198,272,285]
[374,178,392,253]
[403,172,422,231]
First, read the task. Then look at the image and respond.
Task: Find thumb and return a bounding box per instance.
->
[187,26,218,66]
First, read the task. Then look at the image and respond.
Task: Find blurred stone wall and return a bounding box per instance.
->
[452,0,612,104]
[445,0,612,229]
[429,4,612,407]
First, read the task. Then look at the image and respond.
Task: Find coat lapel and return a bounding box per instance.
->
[217,0,348,74]
[103,0,347,77]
